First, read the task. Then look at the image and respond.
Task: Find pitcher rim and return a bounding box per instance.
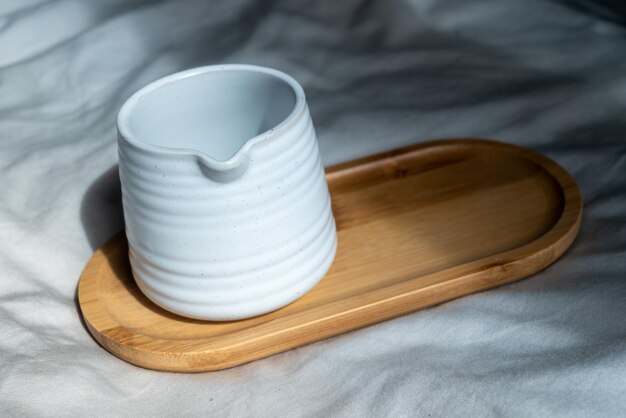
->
[116,64,307,172]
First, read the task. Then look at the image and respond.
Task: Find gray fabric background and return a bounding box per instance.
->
[1,0,624,416]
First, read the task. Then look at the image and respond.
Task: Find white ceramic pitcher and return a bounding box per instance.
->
[117,65,337,321]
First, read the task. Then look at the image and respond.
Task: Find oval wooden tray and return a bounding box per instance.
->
[78,139,582,372]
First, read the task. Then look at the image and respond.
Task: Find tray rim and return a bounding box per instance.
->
[78,138,582,372]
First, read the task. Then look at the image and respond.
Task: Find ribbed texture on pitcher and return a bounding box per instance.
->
[118,103,337,320]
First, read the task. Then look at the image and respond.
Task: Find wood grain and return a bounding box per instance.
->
[78,139,582,372]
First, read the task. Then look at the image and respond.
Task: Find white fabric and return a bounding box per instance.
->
[1,0,625,416]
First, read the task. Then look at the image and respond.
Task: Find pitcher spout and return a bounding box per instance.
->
[196,152,250,183]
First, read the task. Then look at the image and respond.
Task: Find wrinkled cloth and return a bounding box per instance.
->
[1,0,625,416]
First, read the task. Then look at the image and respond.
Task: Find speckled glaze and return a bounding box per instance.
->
[117,65,337,320]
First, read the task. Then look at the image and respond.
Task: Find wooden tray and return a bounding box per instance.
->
[78,139,582,372]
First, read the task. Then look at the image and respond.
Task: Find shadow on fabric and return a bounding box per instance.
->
[81,165,124,251]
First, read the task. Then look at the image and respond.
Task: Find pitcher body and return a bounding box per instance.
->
[117,65,337,320]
